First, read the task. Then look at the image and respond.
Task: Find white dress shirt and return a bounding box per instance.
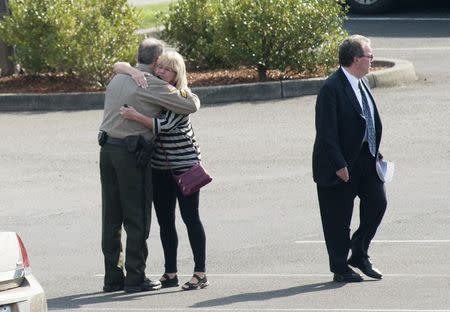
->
[341,67,376,130]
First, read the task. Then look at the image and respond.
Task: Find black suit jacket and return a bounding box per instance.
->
[312,67,382,187]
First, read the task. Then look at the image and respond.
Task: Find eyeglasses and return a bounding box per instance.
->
[156,64,176,74]
[360,54,374,61]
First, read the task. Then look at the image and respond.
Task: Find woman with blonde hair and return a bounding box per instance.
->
[114,50,209,290]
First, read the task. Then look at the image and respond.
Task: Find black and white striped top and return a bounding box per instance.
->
[152,110,201,171]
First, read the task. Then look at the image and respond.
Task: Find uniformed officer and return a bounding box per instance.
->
[99,38,200,293]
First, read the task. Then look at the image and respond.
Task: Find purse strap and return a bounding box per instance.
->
[157,127,199,176]
[158,139,176,176]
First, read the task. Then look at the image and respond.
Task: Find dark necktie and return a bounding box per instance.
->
[358,82,376,156]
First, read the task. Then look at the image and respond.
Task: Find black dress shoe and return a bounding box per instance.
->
[348,258,383,279]
[103,283,124,292]
[160,273,179,288]
[124,278,162,293]
[333,269,363,283]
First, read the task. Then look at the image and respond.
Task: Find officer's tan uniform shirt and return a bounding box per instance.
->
[100,64,200,140]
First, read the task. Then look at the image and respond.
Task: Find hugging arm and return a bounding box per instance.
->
[120,106,154,129]
[113,62,148,88]
[120,107,186,136]
[140,77,201,115]
[114,61,200,114]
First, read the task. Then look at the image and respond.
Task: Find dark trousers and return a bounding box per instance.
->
[100,144,152,286]
[317,144,387,274]
[152,168,206,273]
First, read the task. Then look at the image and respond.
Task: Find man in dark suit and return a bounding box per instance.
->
[313,35,387,282]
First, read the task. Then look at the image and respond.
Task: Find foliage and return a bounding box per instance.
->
[161,0,229,69]
[0,0,77,73]
[138,3,170,29]
[70,0,140,85]
[161,0,348,80]
[217,0,348,80]
[0,0,140,86]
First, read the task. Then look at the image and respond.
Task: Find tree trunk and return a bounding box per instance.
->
[257,64,267,82]
[0,0,14,76]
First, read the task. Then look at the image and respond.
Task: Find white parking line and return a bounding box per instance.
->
[51,308,450,311]
[93,240,450,279]
[294,240,450,244]
[94,273,450,278]
[375,47,450,51]
[92,273,332,278]
[348,17,450,21]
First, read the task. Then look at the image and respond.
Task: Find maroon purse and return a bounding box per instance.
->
[174,162,213,196]
[159,133,212,196]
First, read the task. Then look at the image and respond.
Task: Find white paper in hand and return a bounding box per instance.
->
[376,159,394,183]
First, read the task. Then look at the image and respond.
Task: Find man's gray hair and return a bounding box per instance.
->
[339,35,370,67]
[137,38,165,65]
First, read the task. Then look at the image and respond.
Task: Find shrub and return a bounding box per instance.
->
[0,0,140,86]
[0,0,78,73]
[161,0,348,80]
[216,0,348,80]
[160,0,229,69]
[69,0,140,85]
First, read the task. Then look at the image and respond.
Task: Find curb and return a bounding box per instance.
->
[0,58,417,112]
[366,59,417,88]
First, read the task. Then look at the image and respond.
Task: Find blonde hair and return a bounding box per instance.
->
[157,50,189,91]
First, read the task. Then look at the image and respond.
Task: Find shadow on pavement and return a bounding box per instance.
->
[46,289,182,310]
[191,281,345,308]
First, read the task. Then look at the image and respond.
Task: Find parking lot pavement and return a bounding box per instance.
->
[1,79,449,311]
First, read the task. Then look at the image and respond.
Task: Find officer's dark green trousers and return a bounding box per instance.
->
[100,143,152,287]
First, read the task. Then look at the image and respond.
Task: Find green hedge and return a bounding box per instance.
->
[0,0,140,86]
[161,0,227,70]
[162,0,348,80]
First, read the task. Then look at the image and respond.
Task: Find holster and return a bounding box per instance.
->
[125,135,140,153]
[135,136,155,168]
[124,135,154,168]
[98,131,107,146]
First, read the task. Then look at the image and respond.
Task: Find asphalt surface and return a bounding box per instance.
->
[1,7,450,312]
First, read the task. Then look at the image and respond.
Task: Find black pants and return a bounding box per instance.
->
[152,168,206,273]
[100,143,152,286]
[317,144,387,274]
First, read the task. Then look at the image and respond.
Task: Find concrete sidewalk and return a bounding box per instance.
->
[0,58,416,112]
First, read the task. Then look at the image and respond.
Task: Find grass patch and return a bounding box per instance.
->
[136,2,172,29]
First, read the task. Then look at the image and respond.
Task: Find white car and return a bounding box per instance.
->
[0,232,47,312]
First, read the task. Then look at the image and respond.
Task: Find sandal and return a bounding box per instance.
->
[160,273,179,288]
[182,274,209,290]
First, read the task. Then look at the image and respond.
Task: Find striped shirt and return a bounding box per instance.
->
[152,110,201,171]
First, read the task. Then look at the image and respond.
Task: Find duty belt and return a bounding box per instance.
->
[105,136,127,146]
